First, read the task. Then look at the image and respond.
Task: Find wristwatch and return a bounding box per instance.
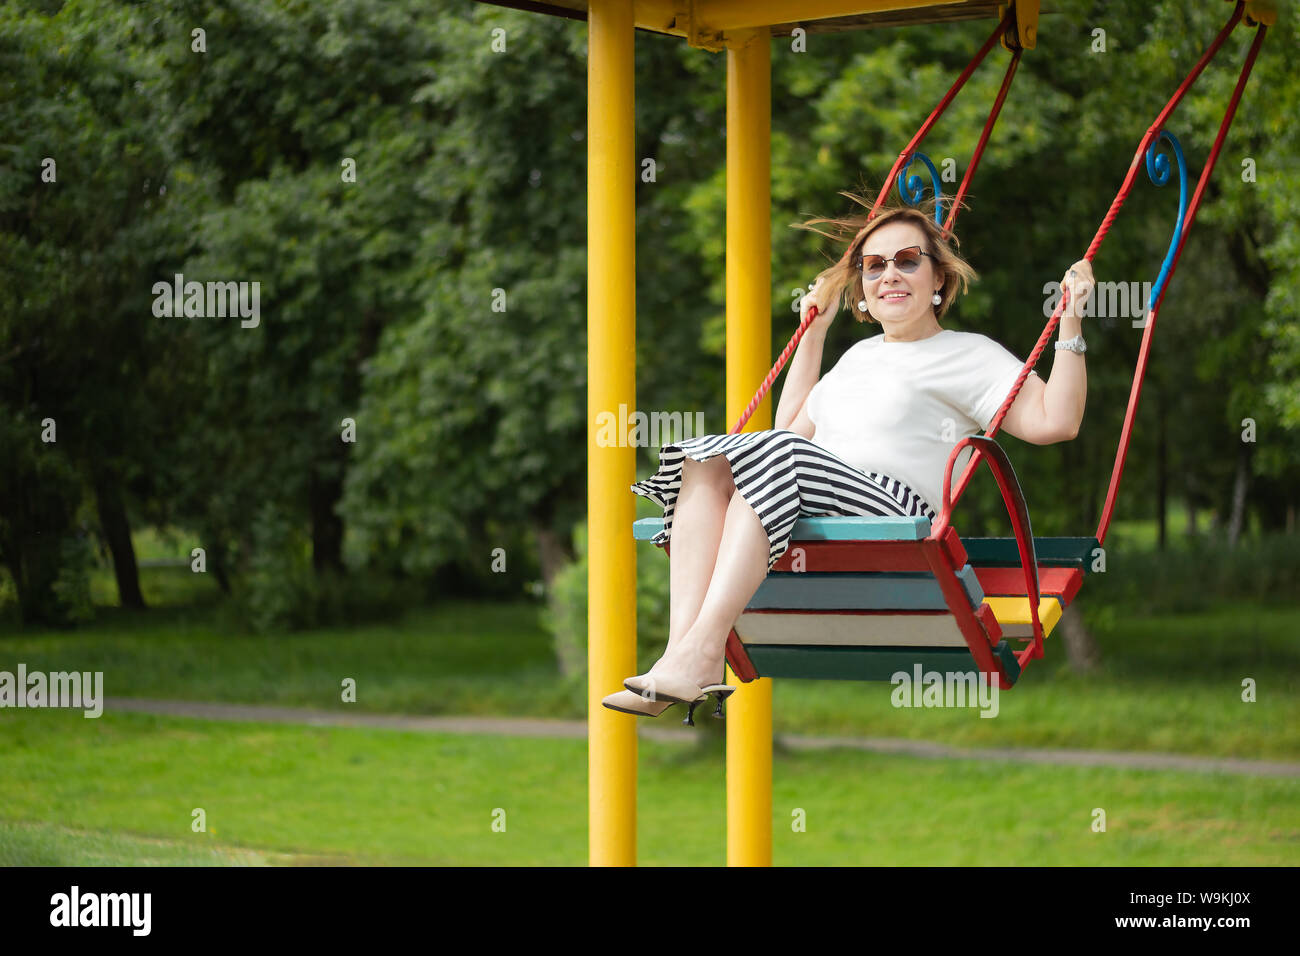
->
[1055,334,1087,354]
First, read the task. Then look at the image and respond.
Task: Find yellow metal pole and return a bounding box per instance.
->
[724,26,773,869]
[588,0,638,868]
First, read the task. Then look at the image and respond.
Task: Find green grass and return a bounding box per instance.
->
[0,821,341,866]
[1,709,1295,866]
[774,604,1300,757]
[2,573,1297,758]
[1082,499,1269,552]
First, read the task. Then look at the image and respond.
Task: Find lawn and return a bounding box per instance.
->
[1,709,1295,866]
[1,578,1296,758]
[1,526,1296,866]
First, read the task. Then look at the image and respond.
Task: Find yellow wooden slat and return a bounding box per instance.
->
[981,596,1062,638]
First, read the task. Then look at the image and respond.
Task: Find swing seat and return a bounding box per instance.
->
[632,436,1099,689]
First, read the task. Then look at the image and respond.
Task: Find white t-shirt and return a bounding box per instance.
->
[805,329,1036,514]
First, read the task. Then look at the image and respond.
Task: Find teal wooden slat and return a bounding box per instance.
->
[745,644,1019,686]
[748,565,984,611]
[992,640,1022,684]
[632,518,663,541]
[963,537,1100,570]
[634,514,930,542]
[957,564,983,606]
[788,515,931,540]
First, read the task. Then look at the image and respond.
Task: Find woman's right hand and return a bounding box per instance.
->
[800,276,840,333]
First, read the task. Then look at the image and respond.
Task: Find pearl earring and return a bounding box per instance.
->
[858,300,868,311]
[932,291,942,306]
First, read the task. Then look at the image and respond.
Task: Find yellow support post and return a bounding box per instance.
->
[724,25,773,869]
[587,0,638,868]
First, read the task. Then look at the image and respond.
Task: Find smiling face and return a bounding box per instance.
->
[859,220,945,335]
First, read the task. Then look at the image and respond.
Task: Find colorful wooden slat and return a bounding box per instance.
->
[635,515,1037,687]
[982,596,1064,638]
[973,602,1003,644]
[634,514,930,542]
[922,538,1011,685]
[975,566,1083,604]
[769,539,932,573]
[725,628,758,682]
[744,645,996,683]
[748,566,984,611]
[638,518,1092,577]
[734,610,970,647]
[962,536,1101,570]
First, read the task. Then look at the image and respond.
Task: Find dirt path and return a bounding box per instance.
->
[102,697,1300,778]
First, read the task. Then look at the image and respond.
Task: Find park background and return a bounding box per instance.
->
[0,0,1297,865]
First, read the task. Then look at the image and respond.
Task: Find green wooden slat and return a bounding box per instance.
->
[992,640,1022,684]
[745,644,1020,686]
[962,537,1101,571]
[746,645,972,681]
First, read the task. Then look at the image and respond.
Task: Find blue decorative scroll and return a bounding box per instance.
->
[896,151,944,225]
[1145,129,1188,312]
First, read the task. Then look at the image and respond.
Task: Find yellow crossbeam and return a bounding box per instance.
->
[701,0,987,32]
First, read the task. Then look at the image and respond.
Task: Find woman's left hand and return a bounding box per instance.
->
[1061,260,1095,320]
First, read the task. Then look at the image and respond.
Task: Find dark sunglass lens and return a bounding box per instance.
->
[863,256,885,278]
[895,248,922,272]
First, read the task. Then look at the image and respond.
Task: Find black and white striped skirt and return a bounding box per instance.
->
[630,429,937,573]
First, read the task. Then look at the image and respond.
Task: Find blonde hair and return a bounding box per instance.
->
[794,187,978,325]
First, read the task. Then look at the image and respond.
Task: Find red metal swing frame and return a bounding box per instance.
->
[704,1,1269,689]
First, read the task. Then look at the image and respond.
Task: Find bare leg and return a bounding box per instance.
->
[662,456,735,653]
[645,485,771,688]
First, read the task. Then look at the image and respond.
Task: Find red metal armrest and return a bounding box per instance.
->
[931,436,1044,662]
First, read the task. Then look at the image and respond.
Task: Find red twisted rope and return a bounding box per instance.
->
[728,7,1020,435]
[1093,18,1267,545]
[940,0,1253,524]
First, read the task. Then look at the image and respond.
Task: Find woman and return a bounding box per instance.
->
[604,194,1094,720]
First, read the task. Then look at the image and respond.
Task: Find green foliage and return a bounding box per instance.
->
[50,533,96,626]
[2,0,1297,639]
[542,519,672,683]
[228,504,419,634]
[1085,533,1300,614]
[231,504,317,634]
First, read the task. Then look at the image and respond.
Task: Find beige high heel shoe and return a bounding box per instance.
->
[623,669,736,725]
[602,689,676,718]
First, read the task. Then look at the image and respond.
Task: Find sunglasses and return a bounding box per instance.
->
[860,245,934,280]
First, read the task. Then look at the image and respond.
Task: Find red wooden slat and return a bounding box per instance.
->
[975,567,1083,604]
[770,539,931,573]
[938,525,968,568]
[974,602,1003,643]
[919,538,1012,689]
[725,628,760,683]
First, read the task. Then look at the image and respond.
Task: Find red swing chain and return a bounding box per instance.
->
[936,0,1266,543]
[728,5,1022,435]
